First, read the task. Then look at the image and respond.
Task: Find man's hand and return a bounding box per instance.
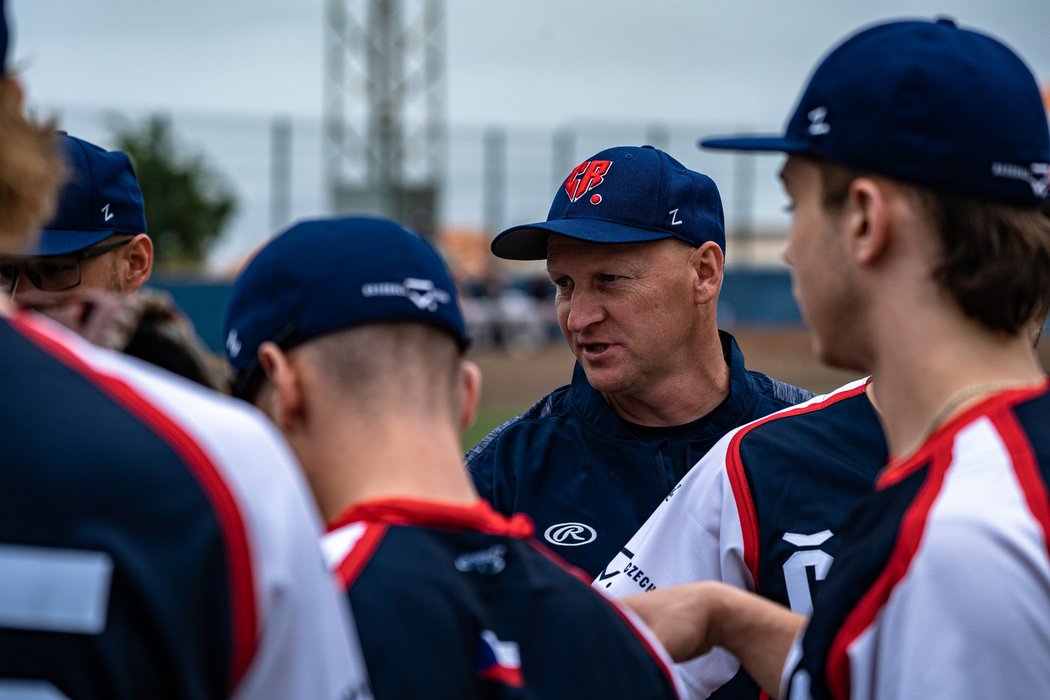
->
[624,581,807,698]
[623,582,721,662]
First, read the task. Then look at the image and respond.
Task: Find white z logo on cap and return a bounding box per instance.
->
[101,203,115,222]
[807,107,830,136]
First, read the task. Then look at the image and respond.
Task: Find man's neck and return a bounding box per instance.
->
[305,413,479,524]
[603,349,731,428]
[870,316,1044,459]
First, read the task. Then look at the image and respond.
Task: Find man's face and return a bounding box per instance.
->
[780,156,864,371]
[546,235,701,397]
[7,237,128,309]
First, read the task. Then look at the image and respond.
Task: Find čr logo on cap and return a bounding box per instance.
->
[564,160,612,203]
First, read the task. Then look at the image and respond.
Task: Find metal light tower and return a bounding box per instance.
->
[323,0,445,238]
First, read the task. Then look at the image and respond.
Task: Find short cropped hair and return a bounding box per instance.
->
[817,158,1050,336]
[299,322,464,421]
[0,77,63,252]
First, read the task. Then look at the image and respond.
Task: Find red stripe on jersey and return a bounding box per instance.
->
[599,595,682,698]
[994,408,1050,561]
[725,381,871,588]
[878,382,1049,489]
[333,523,387,588]
[826,445,951,700]
[527,537,593,585]
[525,535,680,690]
[14,314,259,690]
[329,497,534,539]
[829,383,1049,699]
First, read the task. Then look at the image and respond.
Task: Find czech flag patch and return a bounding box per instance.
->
[475,629,524,687]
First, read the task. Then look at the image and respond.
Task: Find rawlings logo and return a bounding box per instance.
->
[543,522,597,546]
[564,160,612,203]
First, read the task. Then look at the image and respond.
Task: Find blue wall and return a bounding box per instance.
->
[718,268,802,327]
[150,278,234,353]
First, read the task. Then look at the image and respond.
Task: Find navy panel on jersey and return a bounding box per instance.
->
[710,386,886,700]
[739,390,888,608]
[333,502,679,699]
[786,463,926,700]
[0,319,235,699]
[1009,389,1050,488]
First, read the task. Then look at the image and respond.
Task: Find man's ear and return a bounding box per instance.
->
[843,178,892,266]
[121,234,153,292]
[690,240,725,305]
[458,360,482,435]
[257,342,305,434]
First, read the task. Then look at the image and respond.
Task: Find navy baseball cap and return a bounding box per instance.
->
[701,18,1050,206]
[491,145,725,260]
[1,0,9,76]
[33,133,148,256]
[224,216,469,396]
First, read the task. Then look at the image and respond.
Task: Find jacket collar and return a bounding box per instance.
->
[568,330,760,442]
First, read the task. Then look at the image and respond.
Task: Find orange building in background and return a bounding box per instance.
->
[436,226,491,282]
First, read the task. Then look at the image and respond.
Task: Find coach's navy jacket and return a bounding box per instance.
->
[466,331,813,577]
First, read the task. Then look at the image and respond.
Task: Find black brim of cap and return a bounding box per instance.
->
[491,218,674,261]
[699,135,811,153]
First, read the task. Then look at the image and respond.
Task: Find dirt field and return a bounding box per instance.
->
[470,327,863,409]
[471,326,1050,409]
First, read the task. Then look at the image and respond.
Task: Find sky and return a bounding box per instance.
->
[13,1,1049,128]
[8,1,1050,269]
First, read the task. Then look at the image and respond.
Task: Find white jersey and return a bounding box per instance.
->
[782,381,1050,700]
[597,379,886,699]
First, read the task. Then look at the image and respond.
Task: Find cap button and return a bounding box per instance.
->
[934,16,958,28]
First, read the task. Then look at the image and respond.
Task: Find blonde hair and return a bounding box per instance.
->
[0,76,64,253]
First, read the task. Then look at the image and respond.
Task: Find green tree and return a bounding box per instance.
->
[110,115,236,269]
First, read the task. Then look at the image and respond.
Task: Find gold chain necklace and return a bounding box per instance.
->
[903,380,1034,457]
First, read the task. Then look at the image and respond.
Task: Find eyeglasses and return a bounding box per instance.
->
[0,237,134,294]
